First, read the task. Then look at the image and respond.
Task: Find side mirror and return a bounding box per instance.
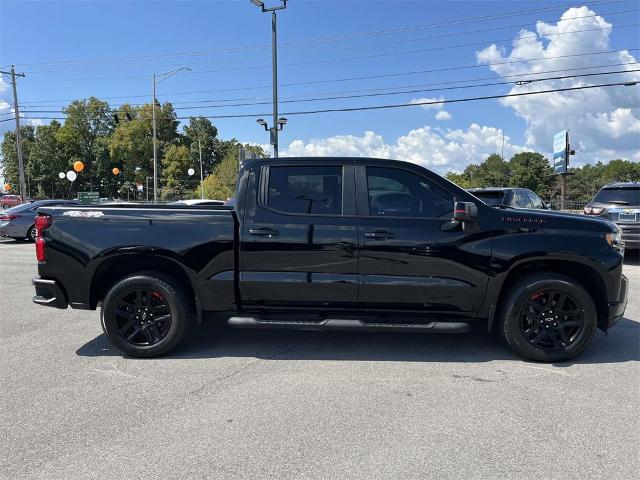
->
[544,202,555,210]
[454,201,478,222]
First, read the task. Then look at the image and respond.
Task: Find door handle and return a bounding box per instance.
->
[249,227,279,237]
[364,230,394,240]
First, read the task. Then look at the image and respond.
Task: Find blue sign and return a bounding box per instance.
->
[553,130,568,174]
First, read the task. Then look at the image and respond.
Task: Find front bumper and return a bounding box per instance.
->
[32,277,68,309]
[606,274,628,329]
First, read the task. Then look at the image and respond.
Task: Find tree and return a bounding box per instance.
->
[0,125,35,195]
[28,121,68,198]
[508,152,554,197]
[196,140,268,200]
[56,97,114,191]
[183,117,223,177]
[160,145,192,200]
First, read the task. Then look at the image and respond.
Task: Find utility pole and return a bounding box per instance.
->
[1,66,27,202]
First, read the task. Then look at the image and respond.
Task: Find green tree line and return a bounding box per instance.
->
[445,152,640,200]
[1,97,267,201]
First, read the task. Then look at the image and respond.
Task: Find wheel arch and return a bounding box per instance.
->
[90,253,199,320]
[489,259,608,332]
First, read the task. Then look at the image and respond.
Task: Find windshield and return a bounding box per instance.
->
[593,187,640,205]
[471,191,505,206]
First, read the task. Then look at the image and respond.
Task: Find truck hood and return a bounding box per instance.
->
[495,207,618,233]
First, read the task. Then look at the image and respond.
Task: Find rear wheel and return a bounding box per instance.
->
[498,273,597,362]
[101,272,193,357]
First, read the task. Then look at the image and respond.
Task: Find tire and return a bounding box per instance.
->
[101,271,194,357]
[26,225,36,242]
[498,273,597,362]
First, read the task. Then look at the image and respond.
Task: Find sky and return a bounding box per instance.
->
[1,0,639,175]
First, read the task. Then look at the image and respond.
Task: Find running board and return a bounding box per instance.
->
[227,317,470,333]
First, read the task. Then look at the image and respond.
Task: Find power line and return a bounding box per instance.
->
[22,45,640,86]
[20,61,640,108]
[19,59,640,106]
[19,81,638,123]
[20,69,640,114]
[11,0,622,69]
[23,7,638,75]
[23,23,640,83]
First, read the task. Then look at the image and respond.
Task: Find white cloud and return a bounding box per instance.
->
[409,96,445,111]
[282,124,524,174]
[435,110,452,121]
[475,6,640,165]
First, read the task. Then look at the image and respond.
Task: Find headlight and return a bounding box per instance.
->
[605,230,622,247]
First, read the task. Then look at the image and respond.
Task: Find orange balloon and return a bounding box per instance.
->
[112,167,120,176]
[73,161,85,172]
[3,184,10,191]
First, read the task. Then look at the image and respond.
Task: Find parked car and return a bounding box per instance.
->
[467,187,552,209]
[0,199,78,241]
[0,194,24,210]
[170,199,225,206]
[584,182,640,250]
[31,157,627,362]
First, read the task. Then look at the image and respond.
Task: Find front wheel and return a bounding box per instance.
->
[498,273,597,362]
[101,272,193,357]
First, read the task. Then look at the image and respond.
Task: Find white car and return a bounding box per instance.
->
[170,199,225,206]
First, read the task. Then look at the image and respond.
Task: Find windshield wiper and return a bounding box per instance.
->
[609,200,631,205]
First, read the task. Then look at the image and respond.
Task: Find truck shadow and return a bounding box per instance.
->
[76,317,639,365]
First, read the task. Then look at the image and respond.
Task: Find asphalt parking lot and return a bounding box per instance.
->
[0,239,638,480]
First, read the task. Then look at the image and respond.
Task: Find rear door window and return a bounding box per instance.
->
[266,165,343,215]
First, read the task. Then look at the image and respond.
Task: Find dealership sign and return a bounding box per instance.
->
[553,130,569,174]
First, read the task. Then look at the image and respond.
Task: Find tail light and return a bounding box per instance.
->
[35,214,52,262]
[0,214,19,221]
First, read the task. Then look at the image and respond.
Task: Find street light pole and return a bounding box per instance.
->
[271,9,279,158]
[152,67,191,203]
[152,75,158,202]
[251,0,288,158]
[198,139,204,200]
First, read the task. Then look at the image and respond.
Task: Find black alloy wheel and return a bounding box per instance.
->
[519,290,584,351]
[114,288,172,347]
[498,273,597,362]
[101,272,193,357]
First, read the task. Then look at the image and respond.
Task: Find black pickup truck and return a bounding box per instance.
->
[31,157,628,362]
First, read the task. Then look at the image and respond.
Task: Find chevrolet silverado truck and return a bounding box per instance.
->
[31,158,628,362]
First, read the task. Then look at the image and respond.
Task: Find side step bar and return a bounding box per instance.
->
[227,317,470,333]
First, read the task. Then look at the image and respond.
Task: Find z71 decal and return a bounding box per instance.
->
[62,210,104,218]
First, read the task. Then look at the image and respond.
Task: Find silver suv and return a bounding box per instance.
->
[584,182,640,250]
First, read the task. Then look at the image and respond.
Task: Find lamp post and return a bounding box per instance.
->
[250,0,288,157]
[152,67,191,202]
[198,139,205,200]
[145,176,153,203]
